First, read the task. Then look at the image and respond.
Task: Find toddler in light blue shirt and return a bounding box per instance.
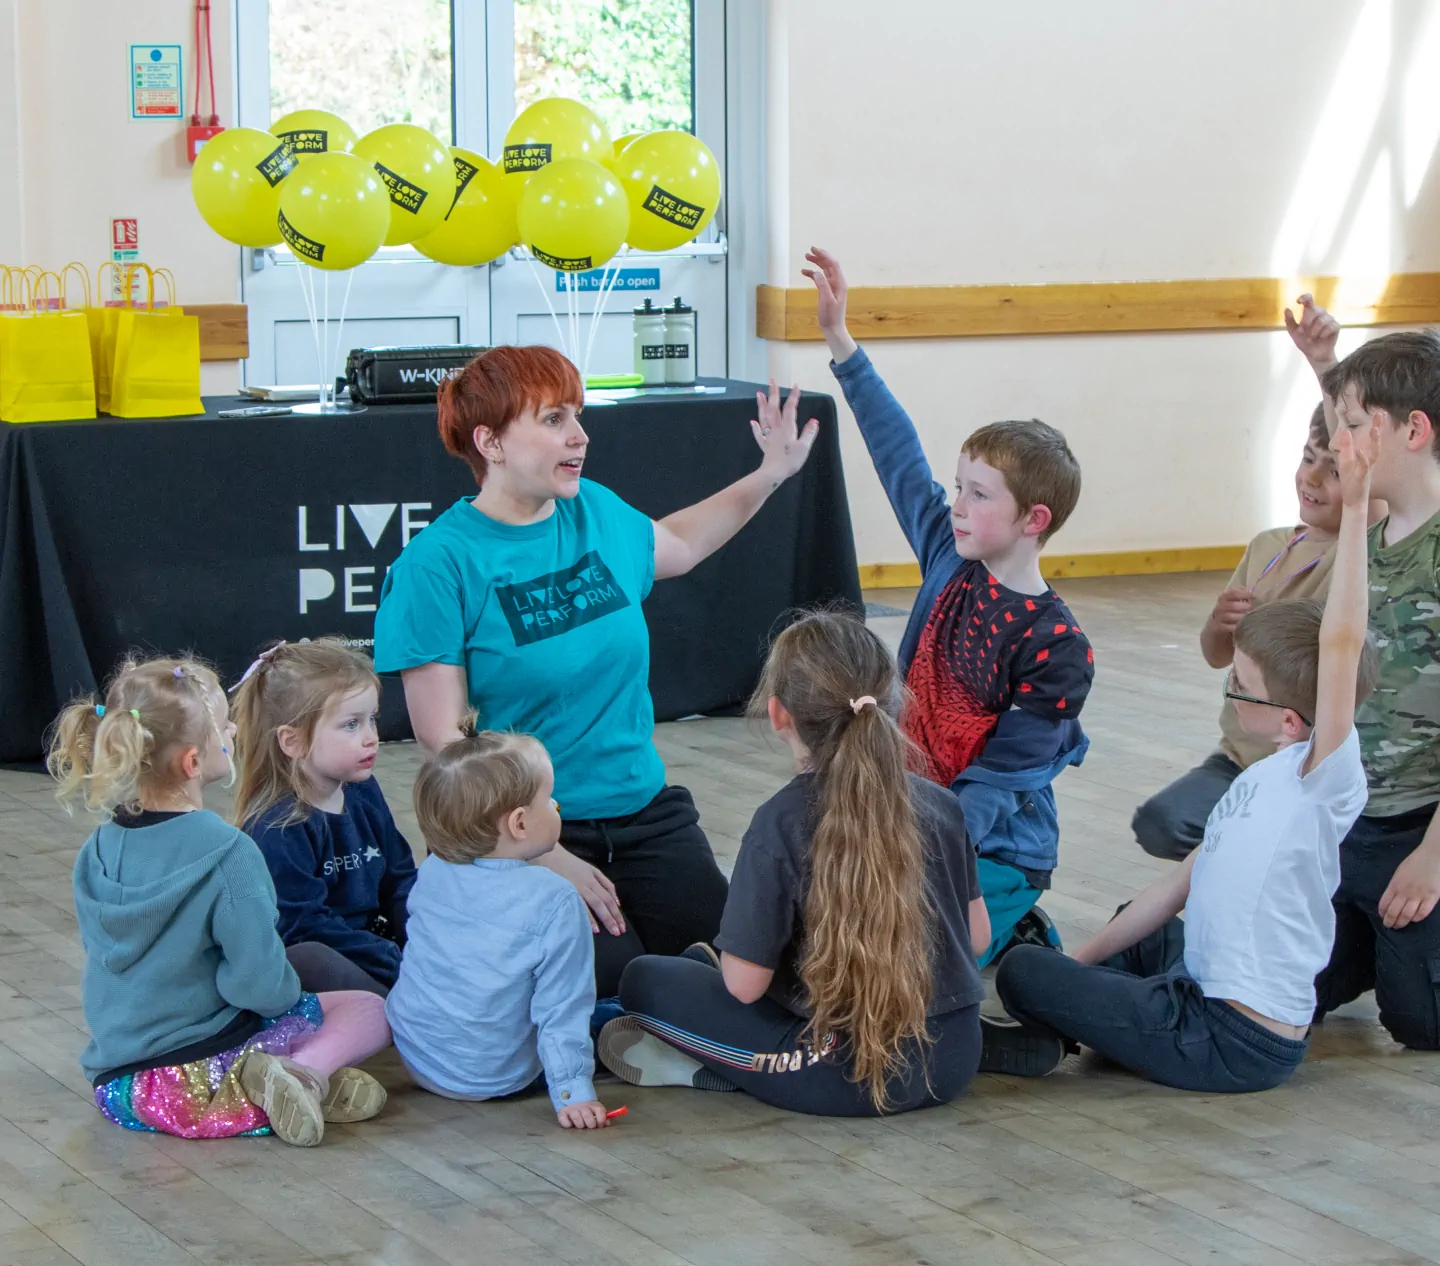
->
[386,729,614,1129]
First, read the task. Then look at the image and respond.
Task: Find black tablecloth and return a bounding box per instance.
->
[0,381,861,763]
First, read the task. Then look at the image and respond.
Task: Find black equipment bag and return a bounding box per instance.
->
[345,345,488,404]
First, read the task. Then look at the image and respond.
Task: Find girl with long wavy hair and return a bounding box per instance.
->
[596,610,989,1115]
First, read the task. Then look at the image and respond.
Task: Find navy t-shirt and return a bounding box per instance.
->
[373,482,665,820]
[244,777,418,987]
[714,772,986,1018]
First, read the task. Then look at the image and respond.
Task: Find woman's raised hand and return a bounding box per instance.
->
[752,378,819,483]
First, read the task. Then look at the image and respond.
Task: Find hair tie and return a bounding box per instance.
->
[229,641,286,694]
[94,705,105,718]
[129,709,141,721]
[849,695,877,715]
[173,666,185,679]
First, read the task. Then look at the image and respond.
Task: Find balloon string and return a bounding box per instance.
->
[584,247,629,381]
[523,250,569,354]
[333,268,356,406]
[322,269,331,408]
[567,269,578,366]
[296,263,322,400]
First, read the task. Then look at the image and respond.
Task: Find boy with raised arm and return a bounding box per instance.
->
[803,249,1091,967]
[990,421,1381,1089]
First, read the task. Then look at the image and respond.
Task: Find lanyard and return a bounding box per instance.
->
[1250,530,1324,594]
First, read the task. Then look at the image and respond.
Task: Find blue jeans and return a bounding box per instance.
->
[995,919,1308,1093]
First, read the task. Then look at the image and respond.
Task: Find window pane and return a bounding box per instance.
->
[268,0,454,141]
[515,0,694,136]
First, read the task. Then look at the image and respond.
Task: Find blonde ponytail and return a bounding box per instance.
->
[48,657,226,817]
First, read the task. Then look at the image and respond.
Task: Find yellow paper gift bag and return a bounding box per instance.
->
[107,264,203,418]
[0,270,97,423]
[90,261,128,412]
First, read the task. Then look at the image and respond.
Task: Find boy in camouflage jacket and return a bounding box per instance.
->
[1316,331,1440,1050]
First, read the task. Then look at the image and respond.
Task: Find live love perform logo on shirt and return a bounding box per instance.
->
[497,551,631,647]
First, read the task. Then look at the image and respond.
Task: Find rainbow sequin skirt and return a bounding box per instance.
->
[94,993,323,1139]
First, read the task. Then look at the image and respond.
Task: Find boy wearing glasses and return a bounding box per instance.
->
[986,420,1381,1091]
[1133,296,1347,862]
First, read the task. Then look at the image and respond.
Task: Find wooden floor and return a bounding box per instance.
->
[0,574,1435,1266]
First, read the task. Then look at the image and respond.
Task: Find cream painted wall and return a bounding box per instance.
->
[763,0,1440,565]
[6,0,240,393]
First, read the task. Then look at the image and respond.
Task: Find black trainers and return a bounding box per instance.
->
[978,1015,1066,1077]
[1011,905,1061,951]
[682,942,721,969]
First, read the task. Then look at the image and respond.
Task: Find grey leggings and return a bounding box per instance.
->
[286,941,389,998]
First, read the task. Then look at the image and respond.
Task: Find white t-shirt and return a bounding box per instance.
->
[1184,728,1369,1026]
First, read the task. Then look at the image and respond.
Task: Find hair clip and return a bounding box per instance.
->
[229,641,286,694]
[94,705,106,718]
[849,695,877,714]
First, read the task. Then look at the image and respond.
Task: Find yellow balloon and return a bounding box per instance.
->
[604,131,644,175]
[191,126,298,247]
[270,109,358,163]
[352,123,452,246]
[616,131,721,252]
[414,149,517,267]
[517,158,629,272]
[502,98,612,206]
[277,152,391,271]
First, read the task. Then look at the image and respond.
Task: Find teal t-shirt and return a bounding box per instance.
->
[373,482,666,819]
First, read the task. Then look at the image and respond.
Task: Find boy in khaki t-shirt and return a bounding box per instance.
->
[1133,406,1340,860]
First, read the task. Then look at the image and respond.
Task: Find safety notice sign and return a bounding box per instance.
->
[130,45,183,119]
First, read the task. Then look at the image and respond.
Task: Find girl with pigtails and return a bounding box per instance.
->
[52,655,390,1147]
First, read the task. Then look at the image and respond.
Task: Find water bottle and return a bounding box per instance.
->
[633,298,668,386]
[663,297,696,386]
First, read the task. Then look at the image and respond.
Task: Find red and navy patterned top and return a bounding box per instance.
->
[903,561,1094,788]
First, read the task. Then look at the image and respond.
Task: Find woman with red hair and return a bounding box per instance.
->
[374,346,818,994]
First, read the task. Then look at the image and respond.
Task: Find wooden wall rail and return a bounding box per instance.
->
[756,273,1440,341]
[189,303,249,361]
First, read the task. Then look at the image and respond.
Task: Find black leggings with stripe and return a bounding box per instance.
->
[617,954,981,1116]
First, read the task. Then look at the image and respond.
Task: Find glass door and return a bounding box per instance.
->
[236,1,729,385]
[236,0,492,386]
[487,0,729,379]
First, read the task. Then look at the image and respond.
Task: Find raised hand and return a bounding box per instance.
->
[1334,415,1382,508]
[1283,294,1341,370]
[802,247,848,332]
[752,378,819,482]
[801,247,859,363]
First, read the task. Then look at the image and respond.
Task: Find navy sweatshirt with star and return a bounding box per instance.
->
[244,778,418,987]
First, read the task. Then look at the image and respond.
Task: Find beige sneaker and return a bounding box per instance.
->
[321,1066,387,1123]
[239,1053,327,1147]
